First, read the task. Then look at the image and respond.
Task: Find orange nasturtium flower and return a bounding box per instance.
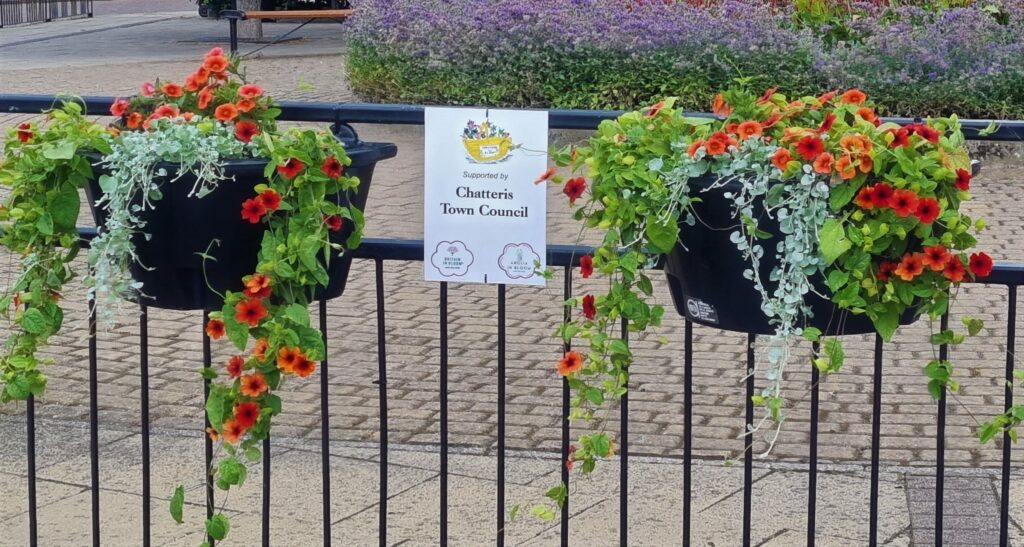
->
[736,121,763,140]
[839,88,868,105]
[834,154,857,180]
[711,94,732,117]
[812,152,834,174]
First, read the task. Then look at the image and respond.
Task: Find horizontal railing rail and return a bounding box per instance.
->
[4,93,1024,139]
[2,94,1023,547]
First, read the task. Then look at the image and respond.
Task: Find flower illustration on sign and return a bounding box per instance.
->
[462,119,514,163]
[431,240,474,277]
[498,243,540,279]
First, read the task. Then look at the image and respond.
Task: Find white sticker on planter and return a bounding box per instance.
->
[424,107,548,286]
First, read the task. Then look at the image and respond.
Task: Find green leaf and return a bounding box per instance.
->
[35,213,54,236]
[21,308,49,335]
[42,142,75,160]
[829,182,860,211]
[962,316,984,336]
[50,184,80,231]
[245,446,262,462]
[170,486,185,524]
[217,457,247,490]
[871,308,899,342]
[819,219,851,265]
[221,303,249,351]
[198,367,218,380]
[544,484,568,507]
[284,304,310,327]
[530,504,557,521]
[644,215,679,254]
[205,514,230,541]
[205,389,225,430]
[802,327,822,342]
[585,388,604,406]
[591,434,611,457]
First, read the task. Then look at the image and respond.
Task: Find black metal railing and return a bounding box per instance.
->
[2,94,1024,546]
[0,0,92,27]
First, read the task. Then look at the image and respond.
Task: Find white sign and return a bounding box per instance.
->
[424,107,548,285]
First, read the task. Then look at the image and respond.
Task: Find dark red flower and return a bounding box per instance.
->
[324,215,343,232]
[258,189,281,211]
[969,252,993,278]
[235,298,268,327]
[579,255,594,279]
[582,294,597,320]
[563,177,587,205]
[233,402,260,429]
[226,355,244,378]
[855,186,874,209]
[321,156,344,178]
[241,198,267,224]
[916,125,941,144]
[794,136,825,160]
[914,197,941,224]
[876,261,898,282]
[889,128,911,148]
[955,168,971,191]
[646,101,665,117]
[890,189,919,217]
[205,319,226,339]
[16,122,32,143]
[816,113,837,134]
[234,120,260,143]
[870,183,895,208]
[276,157,305,179]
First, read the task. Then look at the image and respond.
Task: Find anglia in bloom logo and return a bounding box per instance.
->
[430,241,475,277]
[462,119,515,164]
[497,243,540,279]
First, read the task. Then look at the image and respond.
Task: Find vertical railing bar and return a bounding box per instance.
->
[560,269,571,546]
[1000,285,1017,546]
[807,341,820,547]
[262,435,270,547]
[202,310,215,547]
[619,317,629,547]
[440,282,449,545]
[27,393,37,546]
[374,258,388,547]
[140,304,152,547]
[742,333,754,547]
[682,319,693,547]
[319,299,333,546]
[935,312,949,547]
[497,284,507,547]
[869,334,884,547]
[89,305,100,547]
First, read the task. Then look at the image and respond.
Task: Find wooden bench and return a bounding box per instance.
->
[221,9,354,54]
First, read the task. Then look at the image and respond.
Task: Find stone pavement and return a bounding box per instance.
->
[3,415,1023,546]
[1,8,1024,545]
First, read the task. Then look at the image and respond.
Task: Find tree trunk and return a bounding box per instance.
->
[238,0,263,40]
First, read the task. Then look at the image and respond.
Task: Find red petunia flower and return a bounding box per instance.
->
[876,261,898,282]
[889,189,919,217]
[153,104,179,119]
[162,83,183,98]
[205,319,226,339]
[582,294,597,320]
[234,120,260,143]
[563,177,587,205]
[321,156,344,178]
[870,183,894,208]
[235,297,268,327]
[943,255,966,282]
[258,189,281,211]
[110,98,130,117]
[126,112,143,130]
[889,128,911,148]
[292,358,316,378]
[915,125,940,144]
[203,55,230,73]
[241,198,267,224]
[206,46,224,58]
[226,355,244,378]
[579,255,594,279]
[556,351,584,377]
[16,122,33,143]
[215,103,239,123]
[795,136,825,160]
[324,215,343,232]
[141,82,156,96]
[969,252,993,278]
[955,168,971,191]
[238,84,263,99]
[922,245,950,271]
[895,253,926,281]
[221,418,246,444]
[236,99,256,113]
[240,372,268,397]
[198,87,214,110]
[233,402,260,429]
[276,157,305,179]
[855,186,875,209]
[244,273,272,298]
[817,113,837,134]
[914,198,941,224]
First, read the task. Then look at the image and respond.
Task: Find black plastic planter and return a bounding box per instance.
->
[664,175,918,336]
[85,133,397,311]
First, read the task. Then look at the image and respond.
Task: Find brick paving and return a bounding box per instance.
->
[0,11,1023,545]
